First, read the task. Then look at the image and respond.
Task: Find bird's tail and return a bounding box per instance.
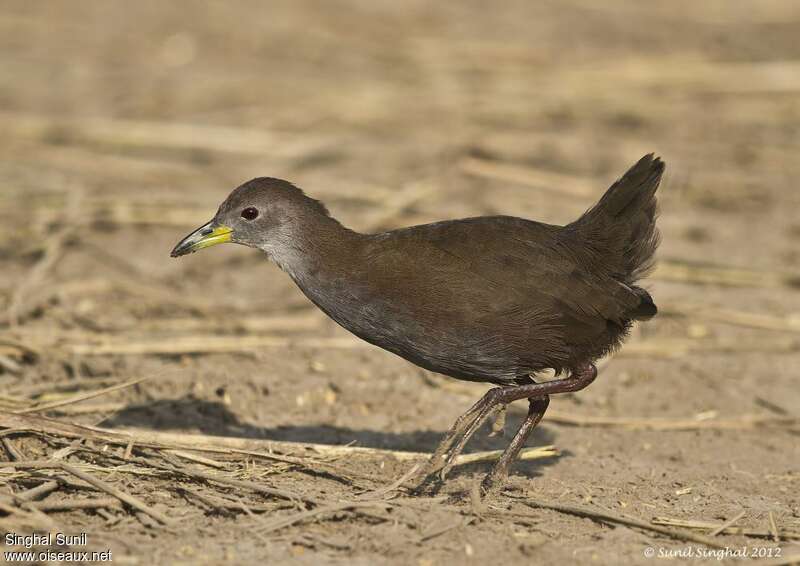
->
[565,154,665,286]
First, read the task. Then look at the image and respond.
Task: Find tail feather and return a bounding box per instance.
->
[631,287,657,320]
[567,154,664,285]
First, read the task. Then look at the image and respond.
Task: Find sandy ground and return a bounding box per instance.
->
[0,1,799,564]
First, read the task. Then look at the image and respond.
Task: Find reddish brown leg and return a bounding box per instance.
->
[419,363,597,486]
[481,394,549,491]
[420,390,503,479]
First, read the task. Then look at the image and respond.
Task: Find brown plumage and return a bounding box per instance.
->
[171,153,665,489]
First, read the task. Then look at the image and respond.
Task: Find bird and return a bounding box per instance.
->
[171,154,664,490]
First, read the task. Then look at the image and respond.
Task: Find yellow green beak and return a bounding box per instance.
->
[171,222,233,257]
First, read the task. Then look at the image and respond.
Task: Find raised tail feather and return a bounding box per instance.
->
[567,154,664,286]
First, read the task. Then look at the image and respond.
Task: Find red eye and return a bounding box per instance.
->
[241,207,259,220]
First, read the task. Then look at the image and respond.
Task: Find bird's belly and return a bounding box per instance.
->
[327,302,528,383]
[297,281,569,384]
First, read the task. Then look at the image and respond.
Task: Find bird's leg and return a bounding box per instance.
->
[422,388,507,477]
[481,394,549,491]
[477,363,597,489]
[437,395,506,480]
[420,363,597,486]
[416,385,512,484]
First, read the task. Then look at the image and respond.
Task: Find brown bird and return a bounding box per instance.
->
[172,154,664,490]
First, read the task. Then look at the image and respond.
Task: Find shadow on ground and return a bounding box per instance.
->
[99,396,561,479]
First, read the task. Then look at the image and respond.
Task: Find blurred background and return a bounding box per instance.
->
[0,1,798,563]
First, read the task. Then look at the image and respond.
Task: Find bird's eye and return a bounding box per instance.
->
[241,207,259,220]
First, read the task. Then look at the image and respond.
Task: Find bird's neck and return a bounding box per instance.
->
[257,213,363,282]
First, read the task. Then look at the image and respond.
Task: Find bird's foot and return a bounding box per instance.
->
[480,463,510,494]
[414,389,508,485]
[437,404,502,481]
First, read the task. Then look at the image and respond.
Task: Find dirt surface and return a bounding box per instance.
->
[1,1,799,564]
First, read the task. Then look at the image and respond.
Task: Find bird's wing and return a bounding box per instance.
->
[374,217,642,325]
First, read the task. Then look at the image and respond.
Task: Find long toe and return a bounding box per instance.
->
[439,404,503,480]
[481,468,509,494]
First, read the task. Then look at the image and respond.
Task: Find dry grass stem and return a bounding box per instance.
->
[652,516,799,540]
[514,497,728,549]
[14,376,152,414]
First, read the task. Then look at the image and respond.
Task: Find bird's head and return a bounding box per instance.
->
[170,177,331,258]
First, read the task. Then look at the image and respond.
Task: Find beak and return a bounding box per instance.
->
[170,221,233,257]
